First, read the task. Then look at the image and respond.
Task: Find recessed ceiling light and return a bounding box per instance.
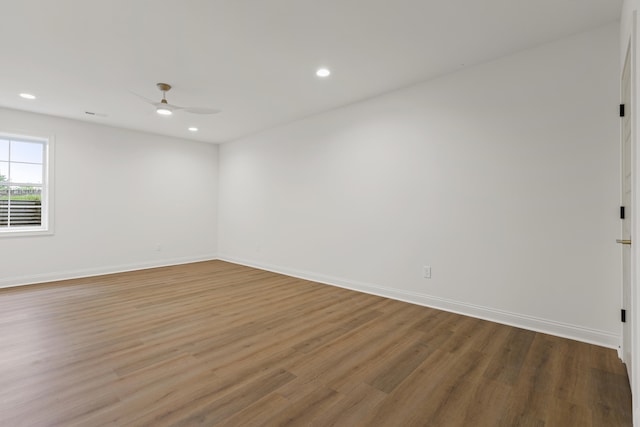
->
[188,127,198,132]
[19,93,36,100]
[156,107,172,116]
[316,68,331,78]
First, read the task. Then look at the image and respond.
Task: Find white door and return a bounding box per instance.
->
[621,42,633,375]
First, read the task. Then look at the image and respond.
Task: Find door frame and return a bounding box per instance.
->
[623,11,640,426]
[622,37,634,370]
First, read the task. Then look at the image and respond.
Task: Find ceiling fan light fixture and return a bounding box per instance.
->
[156,107,172,116]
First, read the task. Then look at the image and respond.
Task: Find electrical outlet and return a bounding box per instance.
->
[423,265,431,279]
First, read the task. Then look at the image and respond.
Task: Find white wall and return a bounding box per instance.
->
[218,23,621,347]
[0,108,218,287]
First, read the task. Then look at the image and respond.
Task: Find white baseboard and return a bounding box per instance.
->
[2,253,621,350]
[218,254,621,350]
[0,254,219,289]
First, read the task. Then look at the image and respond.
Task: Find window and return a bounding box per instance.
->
[0,134,52,235]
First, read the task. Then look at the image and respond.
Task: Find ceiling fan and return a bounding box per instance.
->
[138,83,220,116]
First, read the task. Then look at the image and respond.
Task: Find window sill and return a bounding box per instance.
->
[0,228,53,238]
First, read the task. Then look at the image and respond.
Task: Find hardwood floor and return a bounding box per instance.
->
[0,260,632,426]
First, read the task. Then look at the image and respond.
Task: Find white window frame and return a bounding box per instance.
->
[0,131,54,237]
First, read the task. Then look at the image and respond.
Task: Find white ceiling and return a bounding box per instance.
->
[0,0,622,144]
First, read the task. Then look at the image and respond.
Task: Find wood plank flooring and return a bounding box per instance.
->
[0,260,632,426]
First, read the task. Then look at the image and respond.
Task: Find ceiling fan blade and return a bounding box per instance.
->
[130,91,157,105]
[182,106,221,114]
